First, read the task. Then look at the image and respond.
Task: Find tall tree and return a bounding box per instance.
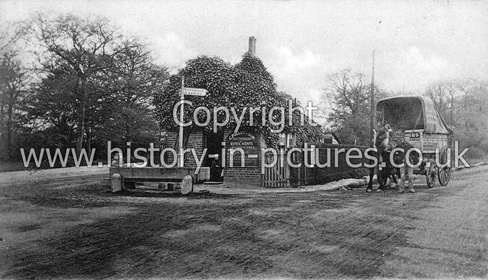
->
[423,79,488,159]
[0,24,29,161]
[321,69,385,145]
[99,39,168,147]
[26,14,120,152]
[453,80,488,158]
[23,14,168,156]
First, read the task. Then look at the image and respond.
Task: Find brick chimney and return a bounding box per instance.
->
[248,36,256,57]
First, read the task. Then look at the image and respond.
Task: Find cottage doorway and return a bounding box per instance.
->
[205,130,224,181]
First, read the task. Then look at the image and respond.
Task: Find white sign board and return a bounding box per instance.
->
[181,87,208,96]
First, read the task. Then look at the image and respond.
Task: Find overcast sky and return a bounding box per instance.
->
[1,0,487,106]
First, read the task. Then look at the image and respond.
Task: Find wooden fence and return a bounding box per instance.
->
[262,152,288,188]
[263,144,370,187]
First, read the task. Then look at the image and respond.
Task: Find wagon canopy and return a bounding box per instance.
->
[376,95,452,134]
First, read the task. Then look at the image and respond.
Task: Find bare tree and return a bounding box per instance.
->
[321,69,386,145]
[22,13,168,155]
[425,79,488,159]
[26,14,121,152]
[425,81,456,124]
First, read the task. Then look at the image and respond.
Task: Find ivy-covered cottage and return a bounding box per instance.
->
[154,37,322,187]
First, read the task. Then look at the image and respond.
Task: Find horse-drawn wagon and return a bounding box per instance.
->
[375,95,453,188]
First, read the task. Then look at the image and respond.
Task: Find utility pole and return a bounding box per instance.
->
[370,51,375,148]
[179,76,184,167]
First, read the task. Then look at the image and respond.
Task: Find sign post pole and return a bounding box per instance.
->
[177,81,207,168]
[179,76,184,167]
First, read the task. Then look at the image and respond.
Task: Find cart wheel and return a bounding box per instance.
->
[438,147,451,186]
[181,175,193,195]
[426,159,436,188]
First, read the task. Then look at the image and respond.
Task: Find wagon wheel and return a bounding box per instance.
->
[438,147,451,186]
[425,159,436,188]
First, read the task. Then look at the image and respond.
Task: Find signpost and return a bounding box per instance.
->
[178,77,208,167]
[180,87,208,96]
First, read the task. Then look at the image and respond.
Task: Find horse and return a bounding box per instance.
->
[366,126,419,193]
[366,124,398,192]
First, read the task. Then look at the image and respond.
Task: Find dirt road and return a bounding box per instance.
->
[0,166,487,279]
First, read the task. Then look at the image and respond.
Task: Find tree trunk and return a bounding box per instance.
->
[6,90,14,160]
[0,92,5,160]
[76,81,86,153]
[86,124,91,152]
[0,92,5,133]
